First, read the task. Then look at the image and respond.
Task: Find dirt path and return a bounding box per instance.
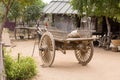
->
[9,39,120,80]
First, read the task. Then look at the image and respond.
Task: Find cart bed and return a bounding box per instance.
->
[48,27,93,42]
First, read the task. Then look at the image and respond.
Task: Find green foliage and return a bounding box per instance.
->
[71,0,120,18]
[0,0,45,21]
[23,5,41,22]
[0,0,45,39]
[34,0,46,8]
[22,0,46,23]
[18,0,37,7]
[8,1,21,21]
[4,52,37,80]
[0,3,4,22]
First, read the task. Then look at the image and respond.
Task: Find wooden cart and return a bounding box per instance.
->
[38,27,94,67]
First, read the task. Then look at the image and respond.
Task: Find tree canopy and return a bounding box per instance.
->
[71,0,120,20]
[71,0,120,49]
[0,0,45,21]
[8,0,45,22]
[23,5,41,22]
[8,1,20,21]
[0,0,45,41]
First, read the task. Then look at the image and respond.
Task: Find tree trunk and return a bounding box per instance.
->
[0,1,13,79]
[0,5,10,41]
[105,17,111,37]
[0,8,8,80]
[0,17,6,42]
[105,16,111,49]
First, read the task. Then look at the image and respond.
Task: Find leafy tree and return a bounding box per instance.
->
[0,0,44,41]
[71,0,120,36]
[71,0,120,49]
[23,5,41,23]
[0,1,44,79]
[0,3,4,22]
[34,0,46,9]
[23,0,46,24]
[0,0,44,40]
[71,0,120,17]
[8,1,20,22]
[0,2,41,77]
[6,0,45,25]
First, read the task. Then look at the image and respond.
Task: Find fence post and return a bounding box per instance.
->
[0,42,6,80]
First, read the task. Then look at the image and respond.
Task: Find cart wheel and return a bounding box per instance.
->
[75,41,93,66]
[39,32,55,67]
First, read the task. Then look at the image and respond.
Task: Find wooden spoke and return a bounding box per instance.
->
[75,42,93,66]
[39,32,55,67]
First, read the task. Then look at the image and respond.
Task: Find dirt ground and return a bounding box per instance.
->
[8,38,120,80]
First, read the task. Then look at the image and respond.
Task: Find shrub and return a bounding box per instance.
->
[4,53,37,80]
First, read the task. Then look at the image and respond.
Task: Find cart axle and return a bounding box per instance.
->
[39,45,48,51]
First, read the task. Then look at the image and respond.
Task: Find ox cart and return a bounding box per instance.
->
[37,26,94,67]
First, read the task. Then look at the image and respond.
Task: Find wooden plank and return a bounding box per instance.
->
[54,37,93,42]
[66,38,93,41]
[54,38,65,42]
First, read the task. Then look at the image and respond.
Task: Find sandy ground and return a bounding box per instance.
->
[2,29,120,80]
[7,39,120,80]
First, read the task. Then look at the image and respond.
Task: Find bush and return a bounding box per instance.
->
[4,53,37,80]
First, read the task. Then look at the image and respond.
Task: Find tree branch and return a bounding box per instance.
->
[1,0,13,10]
[1,0,7,7]
[7,0,12,9]
[10,0,15,8]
